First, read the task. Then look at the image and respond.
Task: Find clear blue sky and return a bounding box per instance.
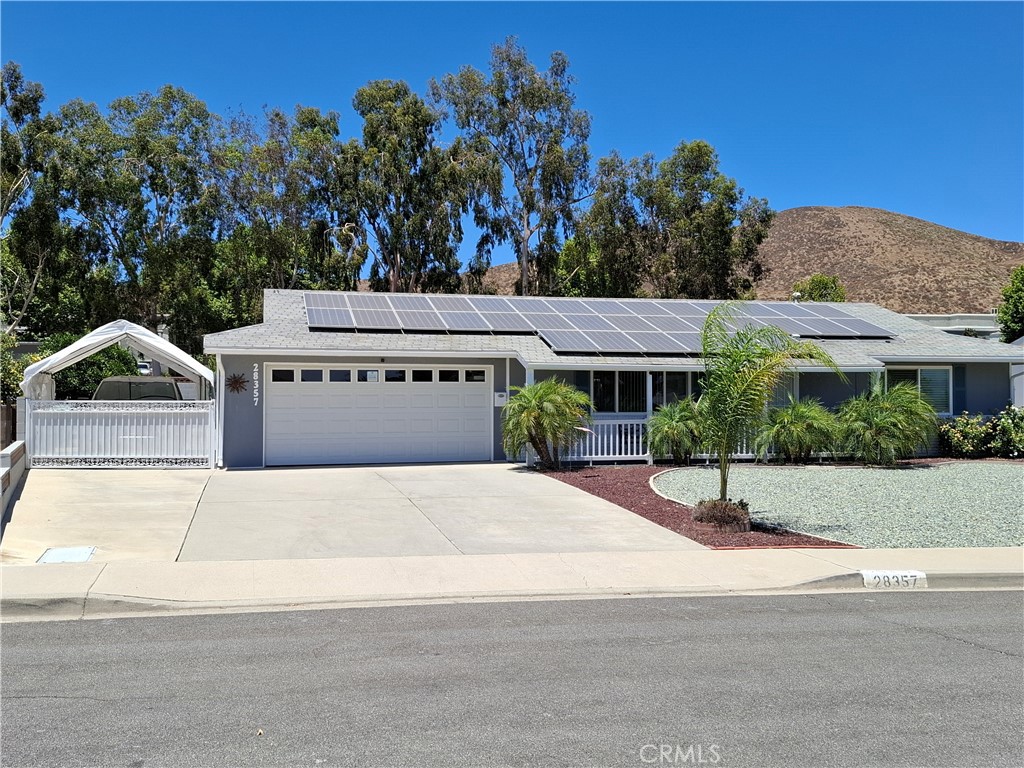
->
[3,1,1022,270]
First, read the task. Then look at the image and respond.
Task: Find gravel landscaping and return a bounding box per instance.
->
[548,465,853,548]
[652,461,1024,549]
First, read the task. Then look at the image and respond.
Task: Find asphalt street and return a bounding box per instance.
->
[2,592,1022,768]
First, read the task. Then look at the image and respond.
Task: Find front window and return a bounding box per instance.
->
[887,368,951,414]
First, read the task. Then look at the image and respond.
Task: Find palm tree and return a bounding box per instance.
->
[755,394,837,463]
[837,376,938,465]
[648,397,702,464]
[699,303,841,500]
[502,378,593,469]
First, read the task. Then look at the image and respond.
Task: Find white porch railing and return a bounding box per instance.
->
[564,418,761,463]
[567,418,650,462]
[25,400,216,468]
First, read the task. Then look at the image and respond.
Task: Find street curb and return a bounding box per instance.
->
[2,570,1020,621]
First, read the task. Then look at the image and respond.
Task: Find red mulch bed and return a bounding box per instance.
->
[545,464,857,549]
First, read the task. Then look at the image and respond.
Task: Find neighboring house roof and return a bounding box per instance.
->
[203,290,1023,371]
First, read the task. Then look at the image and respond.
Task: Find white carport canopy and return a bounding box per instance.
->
[20,319,215,400]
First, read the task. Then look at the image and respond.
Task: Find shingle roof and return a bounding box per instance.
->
[204,289,1023,369]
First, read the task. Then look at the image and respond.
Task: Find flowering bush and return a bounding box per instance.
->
[939,413,993,459]
[988,405,1024,459]
[939,406,1024,459]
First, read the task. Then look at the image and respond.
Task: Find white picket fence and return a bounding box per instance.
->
[25,400,216,468]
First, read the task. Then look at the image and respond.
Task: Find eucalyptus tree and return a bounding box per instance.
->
[215,105,365,326]
[698,303,840,500]
[432,37,591,295]
[554,152,654,298]
[351,80,471,293]
[1,62,63,333]
[647,140,773,300]
[54,85,224,351]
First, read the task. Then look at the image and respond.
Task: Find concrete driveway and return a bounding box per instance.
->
[1,464,701,563]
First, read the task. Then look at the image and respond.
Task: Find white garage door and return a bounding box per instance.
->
[265,365,493,466]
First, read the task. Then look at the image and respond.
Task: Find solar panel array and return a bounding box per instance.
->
[303,292,893,355]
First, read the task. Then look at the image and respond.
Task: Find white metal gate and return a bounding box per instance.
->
[25,400,216,468]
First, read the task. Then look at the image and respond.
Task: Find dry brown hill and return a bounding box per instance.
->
[752,206,1023,314]
[399,206,1023,315]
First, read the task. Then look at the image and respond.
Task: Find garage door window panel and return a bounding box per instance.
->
[329,370,352,383]
[412,370,433,382]
[358,369,380,383]
[271,369,295,383]
[439,370,459,382]
[301,369,323,382]
[385,369,407,383]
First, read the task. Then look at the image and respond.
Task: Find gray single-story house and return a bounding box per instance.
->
[204,290,1023,468]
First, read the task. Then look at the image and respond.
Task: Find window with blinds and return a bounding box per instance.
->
[886,368,951,414]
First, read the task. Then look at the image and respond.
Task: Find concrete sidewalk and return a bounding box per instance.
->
[2,546,1021,621]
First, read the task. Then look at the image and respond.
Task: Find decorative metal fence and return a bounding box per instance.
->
[25,400,216,468]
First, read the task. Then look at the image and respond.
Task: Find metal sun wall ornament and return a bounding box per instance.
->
[226,373,248,393]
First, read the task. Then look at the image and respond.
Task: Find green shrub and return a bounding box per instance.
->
[939,413,993,459]
[648,397,701,464]
[692,498,750,526]
[837,377,938,465]
[755,395,836,463]
[988,405,1024,459]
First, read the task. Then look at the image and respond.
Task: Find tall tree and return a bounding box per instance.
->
[996,264,1024,343]
[1,62,62,333]
[554,152,652,298]
[432,37,591,295]
[215,105,365,326]
[648,140,773,300]
[351,80,471,293]
[55,86,224,351]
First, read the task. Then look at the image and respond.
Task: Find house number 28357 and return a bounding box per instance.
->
[252,363,260,407]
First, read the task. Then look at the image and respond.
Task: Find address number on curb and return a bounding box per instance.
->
[861,570,928,589]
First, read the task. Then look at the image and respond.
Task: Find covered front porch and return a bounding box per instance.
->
[525,366,879,464]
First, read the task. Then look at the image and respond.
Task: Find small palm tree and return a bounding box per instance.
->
[699,303,842,500]
[837,376,938,465]
[502,378,593,469]
[756,395,837,463]
[648,397,702,464]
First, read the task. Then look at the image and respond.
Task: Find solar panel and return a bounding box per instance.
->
[306,307,353,328]
[303,291,349,310]
[626,332,690,354]
[466,296,514,312]
[301,291,896,345]
[480,312,535,331]
[668,332,703,351]
[506,297,556,313]
[521,313,576,330]
[581,331,644,353]
[565,314,616,332]
[347,293,394,310]
[430,295,474,312]
[542,298,597,314]
[766,317,820,336]
[395,310,447,330]
[642,315,701,333]
[829,318,893,336]
[389,295,435,311]
[538,329,600,352]
[438,311,492,330]
[350,308,401,329]
[605,314,660,332]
